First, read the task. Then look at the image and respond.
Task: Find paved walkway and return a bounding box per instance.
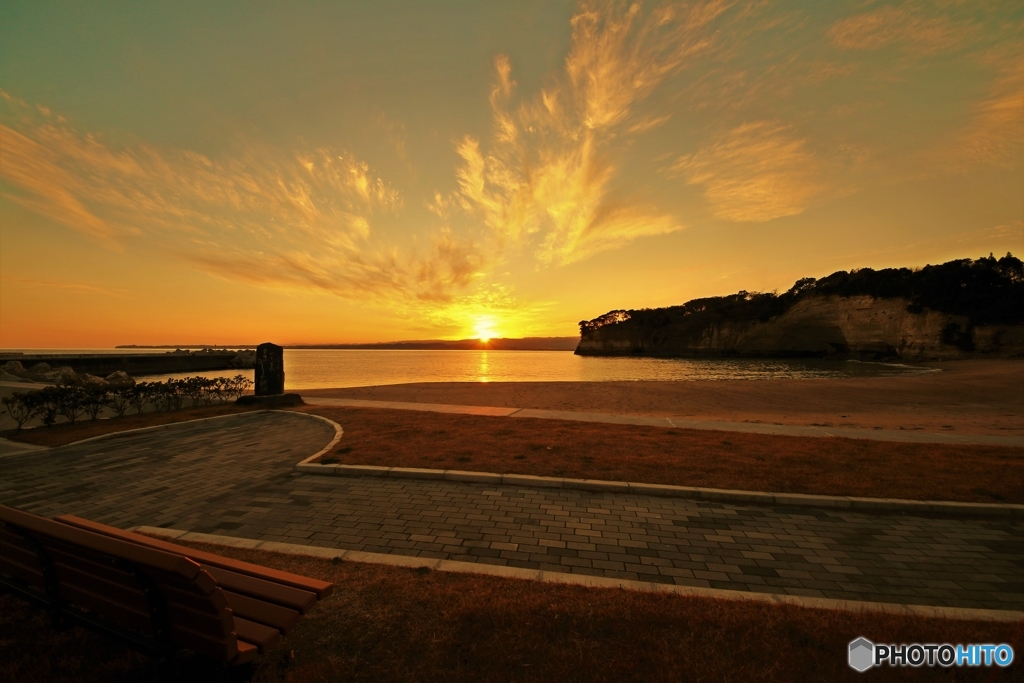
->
[304,397,1024,446]
[0,437,48,458]
[1,412,1021,611]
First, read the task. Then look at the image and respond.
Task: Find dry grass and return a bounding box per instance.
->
[2,404,262,448]
[301,406,1024,504]
[1,541,1020,683]
[4,403,1019,504]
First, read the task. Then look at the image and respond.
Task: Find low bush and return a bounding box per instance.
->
[0,375,253,429]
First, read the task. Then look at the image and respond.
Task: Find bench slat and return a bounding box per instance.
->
[58,582,155,634]
[222,590,302,633]
[204,566,317,614]
[51,559,150,614]
[170,622,239,662]
[161,582,230,615]
[1,507,204,584]
[59,581,238,651]
[233,639,258,665]
[0,525,39,551]
[42,540,220,606]
[49,558,236,640]
[0,555,46,591]
[56,516,333,598]
[233,617,281,654]
[46,544,217,610]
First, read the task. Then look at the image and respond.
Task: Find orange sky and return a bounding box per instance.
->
[1,1,1021,347]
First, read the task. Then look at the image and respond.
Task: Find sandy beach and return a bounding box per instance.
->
[303,359,1024,437]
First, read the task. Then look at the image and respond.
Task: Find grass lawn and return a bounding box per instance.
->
[301,406,1024,505]
[1,540,1019,683]
[5,403,1021,504]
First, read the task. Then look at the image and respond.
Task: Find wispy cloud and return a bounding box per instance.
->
[0,1,729,326]
[0,91,491,306]
[0,274,130,298]
[0,122,120,247]
[439,0,729,264]
[673,121,825,222]
[944,50,1024,170]
[828,5,971,54]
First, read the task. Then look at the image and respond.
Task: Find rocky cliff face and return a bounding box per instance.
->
[576,295,1024,360]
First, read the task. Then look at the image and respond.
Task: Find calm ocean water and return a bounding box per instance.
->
[4,348,935,389]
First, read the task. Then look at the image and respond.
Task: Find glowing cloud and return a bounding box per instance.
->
[944,52,1024,170]
[673,122,825,222]
[442,0,728,264]
[0,92,491,307]
[828,5,968,54]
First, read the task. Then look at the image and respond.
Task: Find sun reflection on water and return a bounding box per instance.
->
[477,351,490,382]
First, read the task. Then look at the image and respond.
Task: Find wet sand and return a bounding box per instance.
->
[302,359,1024,437]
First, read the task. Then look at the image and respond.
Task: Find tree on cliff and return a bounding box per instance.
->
[578,253,1024,337]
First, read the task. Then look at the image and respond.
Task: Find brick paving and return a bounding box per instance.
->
[1,411,1021,610]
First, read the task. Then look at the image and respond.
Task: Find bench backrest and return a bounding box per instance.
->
[0,505,242,662]
[58,515,333,600]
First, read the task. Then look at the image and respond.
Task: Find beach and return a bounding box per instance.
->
[303,359,1024,438]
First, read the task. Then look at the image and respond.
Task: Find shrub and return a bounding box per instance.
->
[130,382,151,415]
[230,375,253,399]
[34,386,63,428]
[57,386,88,425]
[1,374,253,429]
[107,385,133,418]
[83,387,108,422]
[1,393,36,431]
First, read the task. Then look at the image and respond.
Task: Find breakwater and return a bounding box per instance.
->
[0,352,251,377]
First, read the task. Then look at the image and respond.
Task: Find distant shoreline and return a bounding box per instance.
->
[300,359,1023,439]
[116,337,580,352]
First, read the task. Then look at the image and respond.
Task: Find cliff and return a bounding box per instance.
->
[576,254,1024,360]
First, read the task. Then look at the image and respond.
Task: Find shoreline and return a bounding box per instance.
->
[302,359,1024,438]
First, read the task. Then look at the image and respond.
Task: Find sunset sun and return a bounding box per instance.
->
[473,316,499,343]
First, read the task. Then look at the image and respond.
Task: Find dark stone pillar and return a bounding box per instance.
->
[255,342,285,396]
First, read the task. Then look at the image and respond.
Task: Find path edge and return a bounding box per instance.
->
[286,409,343,463]
[294,460,1024,518]
[134,526,1024,623]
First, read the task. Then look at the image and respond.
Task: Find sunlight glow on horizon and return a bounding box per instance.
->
[472,316,500,344]
[0,1,1020,347]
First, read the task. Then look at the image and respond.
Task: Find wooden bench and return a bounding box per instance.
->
[0,505,333,664]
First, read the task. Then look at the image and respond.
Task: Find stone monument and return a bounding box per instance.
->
[255,342,285,395]
[236,342,303,407]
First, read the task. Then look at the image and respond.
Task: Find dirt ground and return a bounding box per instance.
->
[1,540,1019,683]
[302,359,1024,437]
[301,406,1024,504]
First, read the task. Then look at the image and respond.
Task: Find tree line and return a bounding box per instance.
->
[580,253,1023,336]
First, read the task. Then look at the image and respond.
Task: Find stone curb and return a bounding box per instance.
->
[0,437,50,460]
[133,526,1024,623]
[292,461,1024,518]
[285,410,343,464]
[6,408,335,453]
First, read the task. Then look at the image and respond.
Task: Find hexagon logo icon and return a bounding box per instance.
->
[849,637,874,672]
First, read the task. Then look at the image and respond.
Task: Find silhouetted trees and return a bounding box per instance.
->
[579,253,1023,337]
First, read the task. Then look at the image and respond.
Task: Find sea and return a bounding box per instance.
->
[2,348,937,390]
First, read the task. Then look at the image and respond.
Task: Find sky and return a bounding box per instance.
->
[1,0,1021,347]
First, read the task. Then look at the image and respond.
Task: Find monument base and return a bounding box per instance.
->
[236,393,304,408]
